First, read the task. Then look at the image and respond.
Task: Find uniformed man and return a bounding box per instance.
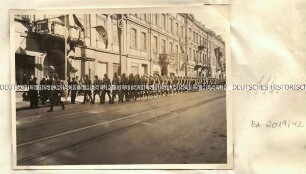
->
[154,75,160,97]
[168,75,173,95]
[119,73,128,102]
[46,75,53,102]
[171,76,177,94]
[177,76,181,94]
[190,77,195,92]
[160,75,166,96]
[67,77,71,97]
[70,77,78,104]
[110,72,120,104]
[101,73,111,104]
[148,76,155,98]
[47,75,65,112]
[82,74,92,104]
[134,74,141,100]
[29,77,38,108]
[39,77,47,105]
[92,75,101,104]
[141,74,148,99]
[127,74,135,101]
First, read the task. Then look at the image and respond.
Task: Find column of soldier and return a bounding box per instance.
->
[27,72,225,112]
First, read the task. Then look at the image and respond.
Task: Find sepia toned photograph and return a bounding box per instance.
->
[11,6,231,169]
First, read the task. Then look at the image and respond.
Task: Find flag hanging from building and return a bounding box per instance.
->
[180,53,188,63]
[117,14,123,75]
[72,14,84,31]
[214,47,223,72]
[117,14,123,43]
[117,14,123,30]
[179,38,185,53]
[214,47,220,59]
[180,61,185,71]
[95,26,108,49]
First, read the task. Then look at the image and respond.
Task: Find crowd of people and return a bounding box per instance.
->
[23,72,226,112]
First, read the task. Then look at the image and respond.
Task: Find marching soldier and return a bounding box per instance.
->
[127,74,135,101]
[184,76,189,93]
[160,75,166,96]
[148,75,155,98]
[181,76,185,93]
[92,75,101,104]
[141,74,148,99]
[180,76,184,93]
[47,74,65,112]
[172,76,178,94]
[154,75,160,97]
[78,77,84,96]
[177,76,181,94]
[134,74,141,100]
[111,72,120,104]
[119,73,128,102]
[190,77,195,92]
[168,76,173,95]
[101,74,111,104]
[82,74,92,104]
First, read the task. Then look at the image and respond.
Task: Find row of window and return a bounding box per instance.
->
[133,13,185,38]
[37,14,222,56]
[30,14,219,51]
[189,27,209,46]
[131,27,182,54]
[188,47,209,63]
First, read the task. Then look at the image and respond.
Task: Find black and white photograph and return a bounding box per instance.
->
[11,6,231,169]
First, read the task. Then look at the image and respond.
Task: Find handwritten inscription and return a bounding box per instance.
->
[251,120,304,128]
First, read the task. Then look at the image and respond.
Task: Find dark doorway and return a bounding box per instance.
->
[15,54,34,85]
[43,49,65,79]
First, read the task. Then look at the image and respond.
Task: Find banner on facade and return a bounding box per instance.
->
[33,19,49,34]
[214,47,223,72]
[179,38,185,53]
[72,14,85,31]
[94,25,108,49]
[179,53,188,63]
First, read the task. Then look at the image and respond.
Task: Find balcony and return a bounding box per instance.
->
[198,45,207,52]
[68,26,85,46]
[31,19,84,45]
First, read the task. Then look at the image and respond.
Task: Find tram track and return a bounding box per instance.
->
[17,94,225,165]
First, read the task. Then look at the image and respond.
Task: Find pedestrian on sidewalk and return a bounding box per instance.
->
[70,77,78,104]
[67,77,71,97]
[29,77,38,108]
[39,77,47,105]
[47,74,65,112]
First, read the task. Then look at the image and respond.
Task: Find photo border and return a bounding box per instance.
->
[10,5,233,170]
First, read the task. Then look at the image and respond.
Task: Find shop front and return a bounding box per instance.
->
[30,16,85,80]
[15,52,34,85]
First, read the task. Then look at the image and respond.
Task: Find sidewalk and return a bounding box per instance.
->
[16,96,105,111]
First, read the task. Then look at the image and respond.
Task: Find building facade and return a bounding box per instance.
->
[14,13,226,84]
